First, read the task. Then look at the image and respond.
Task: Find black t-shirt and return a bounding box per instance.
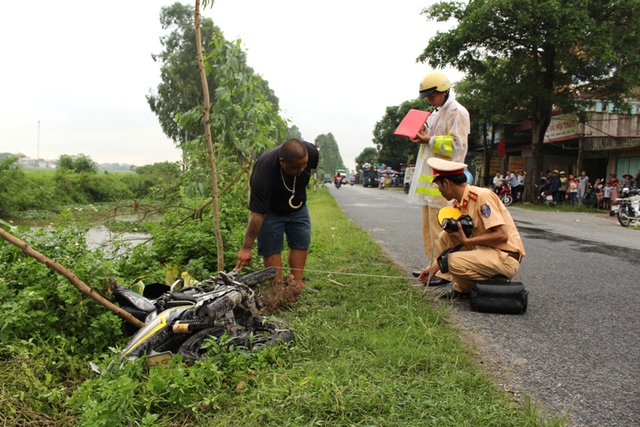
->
[249,141,319,215]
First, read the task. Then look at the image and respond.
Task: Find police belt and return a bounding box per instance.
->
[501,249,522,263]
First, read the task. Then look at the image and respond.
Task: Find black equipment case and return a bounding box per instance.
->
[469,281,528,314]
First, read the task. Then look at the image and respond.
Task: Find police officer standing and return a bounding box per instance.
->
[417,158,526,299]
[408,72,470,286]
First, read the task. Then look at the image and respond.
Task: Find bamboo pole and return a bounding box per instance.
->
[0,228,145,328]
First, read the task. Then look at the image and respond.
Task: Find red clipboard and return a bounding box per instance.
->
[393,109,431,139]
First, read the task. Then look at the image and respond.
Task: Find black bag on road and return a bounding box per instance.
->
[469,281,528,314]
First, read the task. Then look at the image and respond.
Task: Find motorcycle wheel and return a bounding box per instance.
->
[618,206,631,227]
[238,267,278,287]
[502,195,513,206]
[177,326,227,362]
[178,317,293,362]
[234,316,294,350]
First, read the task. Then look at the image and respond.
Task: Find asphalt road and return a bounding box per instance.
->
[326,182,640,427]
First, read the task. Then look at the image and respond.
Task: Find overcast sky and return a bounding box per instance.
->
[0,0,462,171]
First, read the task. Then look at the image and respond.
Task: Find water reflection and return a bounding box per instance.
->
[84,225,151,250]
[8,215,152,251]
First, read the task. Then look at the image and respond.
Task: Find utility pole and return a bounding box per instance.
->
[37,119,40,161]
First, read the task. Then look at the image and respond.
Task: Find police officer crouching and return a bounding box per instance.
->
[417,158,526,300]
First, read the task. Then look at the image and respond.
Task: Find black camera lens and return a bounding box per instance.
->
[441,218,458,233]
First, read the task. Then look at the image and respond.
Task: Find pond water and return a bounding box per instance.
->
[8,215,152,251]
[84,225,151,250]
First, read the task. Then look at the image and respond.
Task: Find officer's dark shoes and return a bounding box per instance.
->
[426,277,453,287]
[435,289,470,300]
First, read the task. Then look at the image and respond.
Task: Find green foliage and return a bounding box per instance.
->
[314,133,345,176]
[0,226,124,355]
[282,125,303,142]
[0,161,181,219]
[53,169,135,204]
[57,153,99,174]
[354,147,379,172]
[372,98,431,170]
[0,156,56,217]
[131,161,182,201]
[70,340,291,427]
[0,339,84,425]
[143,194,248,275]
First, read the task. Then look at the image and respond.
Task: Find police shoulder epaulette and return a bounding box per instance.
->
[468,191,478,201]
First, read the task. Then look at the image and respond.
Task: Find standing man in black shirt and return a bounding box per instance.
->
[234,139,319,287]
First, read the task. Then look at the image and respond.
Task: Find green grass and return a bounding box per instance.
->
[1,188,568,426]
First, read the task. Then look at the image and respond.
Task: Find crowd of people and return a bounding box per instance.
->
[538,169,640,208]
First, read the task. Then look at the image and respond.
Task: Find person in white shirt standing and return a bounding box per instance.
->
[408,71,470,287]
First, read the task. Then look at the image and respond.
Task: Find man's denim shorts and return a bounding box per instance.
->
[257,205,311,257]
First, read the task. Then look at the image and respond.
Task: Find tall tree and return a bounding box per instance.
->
[372,98,431,170]
[283,125,303,143]
[314,133,344,177]
[419,0,640,202]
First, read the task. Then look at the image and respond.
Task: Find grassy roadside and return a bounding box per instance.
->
[3,187,567,426]
[187,187,565,426]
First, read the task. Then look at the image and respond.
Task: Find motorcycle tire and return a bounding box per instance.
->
[234,316,294,350]
[501,195,513,206]
[237,267,278,287]
[618,206,631,227]
[178,317,293,362]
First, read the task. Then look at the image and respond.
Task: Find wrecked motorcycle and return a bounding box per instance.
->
[112,267,294,366]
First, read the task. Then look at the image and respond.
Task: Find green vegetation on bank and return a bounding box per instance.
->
[0,156,182,219]
[0,188,565,426]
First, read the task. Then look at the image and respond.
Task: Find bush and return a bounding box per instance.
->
[0,225,124,355]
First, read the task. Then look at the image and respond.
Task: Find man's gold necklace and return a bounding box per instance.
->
[281,168,303,209]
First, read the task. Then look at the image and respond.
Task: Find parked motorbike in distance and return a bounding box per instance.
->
[534,185,557,207]
[610,188,638,217]
[498,184,513,206]
[616,189,640,227]
[112,267,293,367]
[491,184,513,206]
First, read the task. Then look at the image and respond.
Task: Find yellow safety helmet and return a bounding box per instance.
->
[419,71,451,99]
[437,206,462,226]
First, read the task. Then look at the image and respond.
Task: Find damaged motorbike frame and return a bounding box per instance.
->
[112,267,294,367]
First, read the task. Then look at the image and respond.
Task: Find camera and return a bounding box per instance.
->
[440,215,473,238]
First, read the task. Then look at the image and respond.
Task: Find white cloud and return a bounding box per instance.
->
[0,0,463,169]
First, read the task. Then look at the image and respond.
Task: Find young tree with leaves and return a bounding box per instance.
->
[188,0,286,270]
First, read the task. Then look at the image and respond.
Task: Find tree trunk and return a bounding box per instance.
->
[526,46,555,204]
[0,228,145,328]
[195,0,224,271]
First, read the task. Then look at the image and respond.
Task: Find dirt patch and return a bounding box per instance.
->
[257,274,304,313]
